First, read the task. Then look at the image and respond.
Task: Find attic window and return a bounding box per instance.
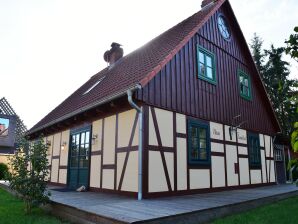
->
[83,76,105,95]
[238,70,252,100]
[217,15,231,40]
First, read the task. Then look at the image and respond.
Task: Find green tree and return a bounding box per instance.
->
[285,26,298,62]
[250,33,265,76]
[9,137,50,214]
[292,122,298,152]
[263,45,297,135]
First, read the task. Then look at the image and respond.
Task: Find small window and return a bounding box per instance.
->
[187,119,210,165]
[83,76,105,95]
[238,70,252,100]
[217,15,231,40]
[197,46,216,84]
[248,133,261,167]
[274,149,283,161]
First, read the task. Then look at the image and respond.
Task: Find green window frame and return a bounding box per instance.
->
[197,45,216,84]
[238,70,252,100]
[187,119,211,165]
[248,133,261,168]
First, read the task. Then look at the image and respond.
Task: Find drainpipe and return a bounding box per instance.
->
[127,85,143,200]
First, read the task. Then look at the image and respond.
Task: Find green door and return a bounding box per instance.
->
[68,128,91,190]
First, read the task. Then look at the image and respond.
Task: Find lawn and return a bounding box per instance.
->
[213,195,298,224]
[0,188,68,224]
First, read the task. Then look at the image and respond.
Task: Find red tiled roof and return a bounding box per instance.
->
[29,0,225,134]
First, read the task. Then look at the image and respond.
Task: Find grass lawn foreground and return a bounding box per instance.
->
[0,188,68,224]
[213,194,298,224]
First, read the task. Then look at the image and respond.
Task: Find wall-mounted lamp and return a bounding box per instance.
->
[61,141,67,151]
[92,134,98,140]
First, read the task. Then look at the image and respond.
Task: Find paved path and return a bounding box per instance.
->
[49,184,298,223]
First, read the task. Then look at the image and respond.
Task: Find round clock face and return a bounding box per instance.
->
[217,15,230,40]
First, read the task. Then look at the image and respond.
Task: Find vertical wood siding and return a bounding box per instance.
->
[136,6,277,135]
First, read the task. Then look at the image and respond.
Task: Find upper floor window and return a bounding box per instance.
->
[217,15,231,40]
[197,46,216,84]
[188,119,211,165]
[238,70,252,100]
[248,133,261,167]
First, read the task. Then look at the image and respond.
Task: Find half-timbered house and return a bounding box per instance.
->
[27,0,280,199]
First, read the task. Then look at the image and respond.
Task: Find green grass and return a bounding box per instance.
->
[0,188,68,224]
[213,196,298,224]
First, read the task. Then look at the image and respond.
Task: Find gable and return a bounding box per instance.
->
[136,1,280,135]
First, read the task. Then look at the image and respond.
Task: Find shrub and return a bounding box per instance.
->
[9,137,50,214]
[0,163,8,180]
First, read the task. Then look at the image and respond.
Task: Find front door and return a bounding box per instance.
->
[68,128,91,190]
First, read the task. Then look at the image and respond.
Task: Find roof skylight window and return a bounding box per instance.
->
[83,76,105,95]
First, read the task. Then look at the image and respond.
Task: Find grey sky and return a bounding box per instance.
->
[1,0,297,128]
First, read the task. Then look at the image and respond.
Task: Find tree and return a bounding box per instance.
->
[250,33,265,76]
[263,45,297,135]
[9,137,50,214]
[285,26,298,62]
[292,122,298,152]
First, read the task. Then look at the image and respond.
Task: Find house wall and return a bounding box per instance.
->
[45,108,139,195]
[144,106,276,197]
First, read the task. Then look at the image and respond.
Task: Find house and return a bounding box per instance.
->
[27,0,280,199]
[0,97,27,165]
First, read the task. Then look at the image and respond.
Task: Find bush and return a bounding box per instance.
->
[0,163,8,180]
[9,137,50,214]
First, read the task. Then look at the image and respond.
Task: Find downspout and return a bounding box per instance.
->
[127,85,143,200]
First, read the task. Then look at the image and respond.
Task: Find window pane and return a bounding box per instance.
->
[200,139,206,149]
[199,63,205,76]
[206,55,212,67]
[85,132,90,144]
[199,128,206,139]
[199,52,204,63]
[81,132,85,144]
[244,78,248,87]
[200,148,207,160]
[79,157,89,168]
[76,134,80,145]
[71,157,78,167]
[206,67,213,79]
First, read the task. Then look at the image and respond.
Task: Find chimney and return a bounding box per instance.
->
[201,0,215,8]
[104,42,124,66]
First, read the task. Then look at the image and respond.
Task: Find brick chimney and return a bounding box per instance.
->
[201,0,216,8]
[104,42,124,66]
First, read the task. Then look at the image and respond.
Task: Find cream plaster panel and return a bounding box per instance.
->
[270,160,276,182]
[211,156,226,188]
[250,170,262,184]
[46,135,54,157]
[224,125,236,142]
[210,122,223,140]
[164,152,174,190]
[237,129,247,144]
[264,135,271,157]
[177,138,187,190]
[60,130,70,166]
[270,138,274,157]
[176,113,186,134]
[92,119,102,151]
[58,169,67,184]
[155,108,173,147]
[238,146,248,155]
[0,155,9,165]
[211,142,224,153]
[239,158,250,185]
[226,145,238,186]
[122,151,138,192]
[103,115,116,164]
[102,169,114,189]
[50,159,59,183]
[259,134,264,147]
[52,133,61,156]
[261,150,267,183]
[149,109,158,146]
[189,169,210,189]
[117,152,126,189]
[118,110,138,148]
[90,155,101,188]
[149,151,168,192]
[132,120,139,147]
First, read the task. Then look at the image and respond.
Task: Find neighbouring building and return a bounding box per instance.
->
[0,97,27,165]
[27,0,281,199]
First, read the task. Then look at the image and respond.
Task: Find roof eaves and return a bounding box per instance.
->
[139,0,226,87]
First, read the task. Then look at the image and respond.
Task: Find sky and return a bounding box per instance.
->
[0,118,9,127]
[1,0,297,129]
